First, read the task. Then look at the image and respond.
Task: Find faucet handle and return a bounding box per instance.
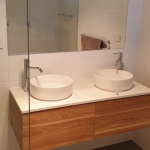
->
[113,52,122,54]
[113,52,123,56]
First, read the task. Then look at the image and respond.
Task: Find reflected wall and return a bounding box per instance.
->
[78,0,128,50]
[6,0,28,55]
[29,0,78,53]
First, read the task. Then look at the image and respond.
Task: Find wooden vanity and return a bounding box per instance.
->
[10,94,150,150]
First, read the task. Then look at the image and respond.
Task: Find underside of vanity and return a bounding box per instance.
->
[10,94,150,150]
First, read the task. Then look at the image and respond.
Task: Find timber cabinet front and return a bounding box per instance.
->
[10,94,150,150]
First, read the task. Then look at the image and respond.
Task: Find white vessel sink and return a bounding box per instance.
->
[94,69,133,92]
[30,75,73,101]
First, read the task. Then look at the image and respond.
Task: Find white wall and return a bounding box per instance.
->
[0,0,143,149]
[0,0,10,149]
[135,0,150,88]
[0,1,29,150]
[133,0,150,149]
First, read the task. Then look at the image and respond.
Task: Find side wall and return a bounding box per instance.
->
[133,0,150,149]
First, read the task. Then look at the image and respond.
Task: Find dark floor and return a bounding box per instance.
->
[93,140,143,150]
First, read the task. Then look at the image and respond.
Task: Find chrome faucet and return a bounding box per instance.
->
[113,52,123,70]
[24,59,43,92]
[30,66,43,73]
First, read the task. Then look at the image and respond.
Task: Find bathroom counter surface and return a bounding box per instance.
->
[10,79,150,114]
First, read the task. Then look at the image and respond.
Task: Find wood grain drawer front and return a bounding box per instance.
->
[96,95,150,117]
[10,94,22,131]
[95,107,150,138]
[27,103,95,127]
[11,113,23,149]
[30,117,95,150]
[22,128,30,150]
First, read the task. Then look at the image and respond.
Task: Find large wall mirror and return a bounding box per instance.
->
[6,0,128,55]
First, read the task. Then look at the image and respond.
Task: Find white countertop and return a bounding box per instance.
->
[10,79,150,114]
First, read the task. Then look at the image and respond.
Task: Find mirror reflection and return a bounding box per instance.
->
[6,0,128,55]
[78,0,128,50]
[6,0,28,55]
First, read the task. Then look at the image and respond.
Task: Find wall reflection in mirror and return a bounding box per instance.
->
[6,0,128,55]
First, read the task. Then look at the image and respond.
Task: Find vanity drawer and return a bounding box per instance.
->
[95,95,150,117]
[29,117,95,150]
[25,103,95,127]
[95,95,150,139]
[26,103,95,150]
[11,112,23,149]
[10,94,23,131]
[95,107,150,138]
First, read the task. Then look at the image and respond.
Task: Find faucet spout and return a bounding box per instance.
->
[30,66,43,73]
[38,67,43,73]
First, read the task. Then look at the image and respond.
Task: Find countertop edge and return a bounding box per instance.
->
[22,92,150,114]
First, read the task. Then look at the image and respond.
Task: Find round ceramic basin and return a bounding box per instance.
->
[30,75,73,101]
[94,69,133,92]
